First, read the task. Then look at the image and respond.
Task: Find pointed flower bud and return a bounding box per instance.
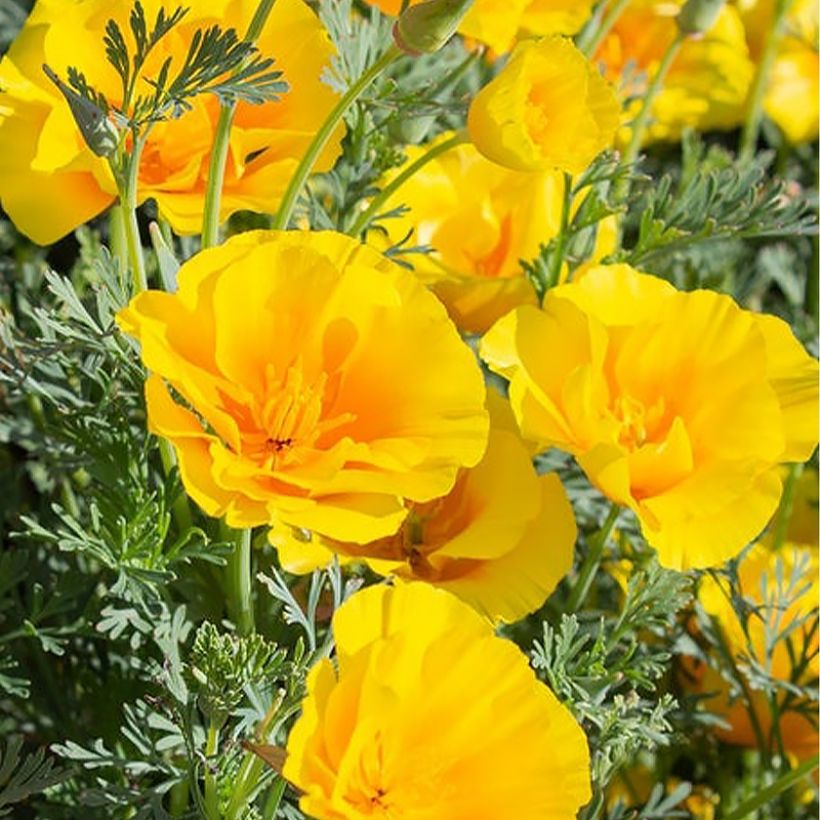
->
[394,0,474,54]
[677,0,727,35]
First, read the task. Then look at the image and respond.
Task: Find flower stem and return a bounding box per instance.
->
[577,0,630,57]
[566,503,620,611]
[224,524,255,636]
[272,45,403,230]
[548,171,573,289]
[119,133,148,294]
[723,754,819,820]
[738,0,795,162]
[201,0,278,247]
[770,462,802,550]
[349,130,467,236]
[158,438,194,533]
[203,720,221,819]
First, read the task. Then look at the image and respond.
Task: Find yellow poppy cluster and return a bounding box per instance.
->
[1,0,817,816]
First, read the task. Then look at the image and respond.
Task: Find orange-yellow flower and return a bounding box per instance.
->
[694,535,818,759]
[468,36,619,174]
[116,230,489,543]
[371,134,618,334]
[364,0,595,54]
[283,582,592,818]
[738,0,819,144]
[480,264,819,570]
[0,0,343,244]
[270,392,577,623]
[595,0,754,143]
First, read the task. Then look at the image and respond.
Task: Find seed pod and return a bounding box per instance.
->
[677,0,726,35]
[394,0,474,55]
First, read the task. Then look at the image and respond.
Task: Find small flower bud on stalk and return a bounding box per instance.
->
[677,0,727,35]
[394,0,474,54]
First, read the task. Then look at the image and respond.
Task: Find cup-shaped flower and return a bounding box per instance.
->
[116,230,489,543]
[365,0,595,54]
[270,392,577,623]
[480,264,819,570]
[283,582,592,818]
[595,0,753,144]
[468,36,619,174]
[0,0,343,244]
[692,539,818,759]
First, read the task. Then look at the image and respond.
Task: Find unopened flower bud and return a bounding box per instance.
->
[42,64,119,158]
[394,0,474,55]
[677,0,726,35]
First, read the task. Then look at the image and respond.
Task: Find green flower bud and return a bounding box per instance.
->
[394,0,474,55]
[42,64,119,158]
[677,0,726,35]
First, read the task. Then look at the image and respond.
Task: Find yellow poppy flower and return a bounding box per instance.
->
[468,36,619,174]
[116,230,489,543]
[364,0,594,54]
[270,391,577,623]
[0,0,343,244]
[738,0,819,144]
[694,538,818,759]
[480,264,819,570]
[283,582,592,819]
[595,0,754,144]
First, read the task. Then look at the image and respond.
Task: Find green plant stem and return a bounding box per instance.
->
[615,31,684,233]
[738,0,795,162]
[272,45,402,230]
[119,133,148,294]
[577,0,630,57]
[169,777,190,816]
[349,131,467,236]
[203,720,221,819]
[158,438,194,533]
[566,504,620,611]
[201,0,278,247]
[770,463,802,550]
[724,754,819,820]
[548,172,573,289]
[109,205,128,281]
[224,524,255,636]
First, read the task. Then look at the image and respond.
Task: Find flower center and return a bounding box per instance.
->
[613,394,667,450]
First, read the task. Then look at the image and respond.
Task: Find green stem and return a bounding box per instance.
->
[109,205,128,281]
[158,438,194,533]
[566,504,620,611]
[548,171,573,289]
[770,463,802,551]
[120,133,148,294]
[349,131,467,236]
[203,720,221,819]
[201,0,278,247]
[577,0,630,57]
[272,46,402,230]
[614,31,684,243]
[738,0,795,162]
[223,524,255,636]
[723,754,819,820]
[168,777,190,816]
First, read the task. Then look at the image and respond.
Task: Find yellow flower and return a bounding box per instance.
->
[0,0,343,244]
[480,264,819,569]
[738,0,819,144]
[283,582,592,819]
[116,230,489,542]
[695,539,818,758]
[271,391,577,623]
[468,36,619,174]
[364,0,594,54]
[595,0,754,143]
[371,134,618,334]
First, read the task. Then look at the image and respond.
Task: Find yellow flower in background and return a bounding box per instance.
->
[365,0,594,54]
[117,230,489,543]
[283,582,592,819]
[737,0,819,144]
[595,0,754,144]
[480,264,819,570]
[271,392,577,623]
[468,36,619,174]
[0,0,343,244]
[694,538,818,759]
[372,135,617,334]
